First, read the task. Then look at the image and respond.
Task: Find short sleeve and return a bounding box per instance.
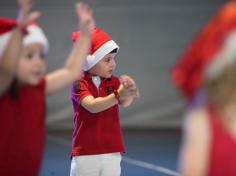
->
[71,79,92,103]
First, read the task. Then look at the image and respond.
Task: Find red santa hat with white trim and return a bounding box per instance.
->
[0,17,17,56]
[0,17,49,56]
[172,2,236,101]
[72,27,119,71]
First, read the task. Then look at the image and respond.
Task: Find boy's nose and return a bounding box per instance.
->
[111,59,116,68]
[34,56,45,67]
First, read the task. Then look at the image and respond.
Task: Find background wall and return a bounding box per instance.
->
[0,0,226,129]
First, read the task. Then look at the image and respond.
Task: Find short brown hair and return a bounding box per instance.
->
[204,61,236,109]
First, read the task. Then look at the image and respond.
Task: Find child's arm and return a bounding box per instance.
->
[179,108,210,176]
[45,2,94,95]
[0,0,39,96]
[81,93,121,114]
[81,76,138,113]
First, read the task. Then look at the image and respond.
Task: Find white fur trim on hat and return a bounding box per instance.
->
[206,30,236,78]
[0,31,12,56]
[83,40,119,71]
[23,25,49,54]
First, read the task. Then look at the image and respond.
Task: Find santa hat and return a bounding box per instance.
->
[72,27,119,71]
[23,23,49,54]
[0,17,18,56]
[0,17,49,56]
[172,2,236,101]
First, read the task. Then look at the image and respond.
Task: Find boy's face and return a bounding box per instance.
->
[89,53,116,78]
[16,43,46,85]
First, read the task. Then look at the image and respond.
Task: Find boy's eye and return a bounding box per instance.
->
[26,53,33,59]
[25,52,45,60]
[105,57,111,63]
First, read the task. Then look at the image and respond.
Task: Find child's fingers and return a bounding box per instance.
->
[124,81,137,90]
[27,11,41,24]
[18,0,34,10]
[122,81,128,89]
[76,2,94,27]
[127,77,135,84]
[126,86,140,98]
[120,75,136,87]
[18,10,40,27]
[76,2,87,17]
[18,0,32,5]
[126,79,139,97]
[75,3,82,17]
[76,2,91,16]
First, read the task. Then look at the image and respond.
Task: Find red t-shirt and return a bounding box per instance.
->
[71,73,126,156]
[208,107,236,176]
[0,79,46,176]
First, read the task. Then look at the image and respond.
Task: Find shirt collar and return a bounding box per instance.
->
[83,71,112,82]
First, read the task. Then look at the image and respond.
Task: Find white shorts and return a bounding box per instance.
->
[70,152,122,176]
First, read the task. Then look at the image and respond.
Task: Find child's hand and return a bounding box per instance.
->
[117,84,131,100]
[118,75,139,101]
[76,2,95,35]
[17,0,40,28]
[120,75,139,98]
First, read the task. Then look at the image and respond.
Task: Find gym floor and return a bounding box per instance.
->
[40,129,181,176]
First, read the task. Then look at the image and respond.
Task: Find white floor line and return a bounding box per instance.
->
[122,156,181,176]
[47,135,181,176]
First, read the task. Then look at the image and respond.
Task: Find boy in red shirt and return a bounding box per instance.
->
[70,27,139,176]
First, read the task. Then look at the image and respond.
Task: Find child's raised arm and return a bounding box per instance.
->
[45,2,95,95]
[0,0,39,96]
[179,109,210,176]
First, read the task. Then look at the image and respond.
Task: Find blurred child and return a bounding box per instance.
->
[70,27,139,176]
[0,0,40,96]
[172,1,236,176]
[0,1,95,175]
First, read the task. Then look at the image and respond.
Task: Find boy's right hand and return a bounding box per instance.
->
[17,0,40,28]
[118,84,129,100]
[76,2,95,35]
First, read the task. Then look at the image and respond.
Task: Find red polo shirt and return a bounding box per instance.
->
[0,79,46,176]
[71,73,126,156]
[208,106,236,176]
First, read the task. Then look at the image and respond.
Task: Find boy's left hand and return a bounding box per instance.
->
[120,75,139,98]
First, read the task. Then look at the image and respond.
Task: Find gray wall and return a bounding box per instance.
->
[0,0,226,129]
